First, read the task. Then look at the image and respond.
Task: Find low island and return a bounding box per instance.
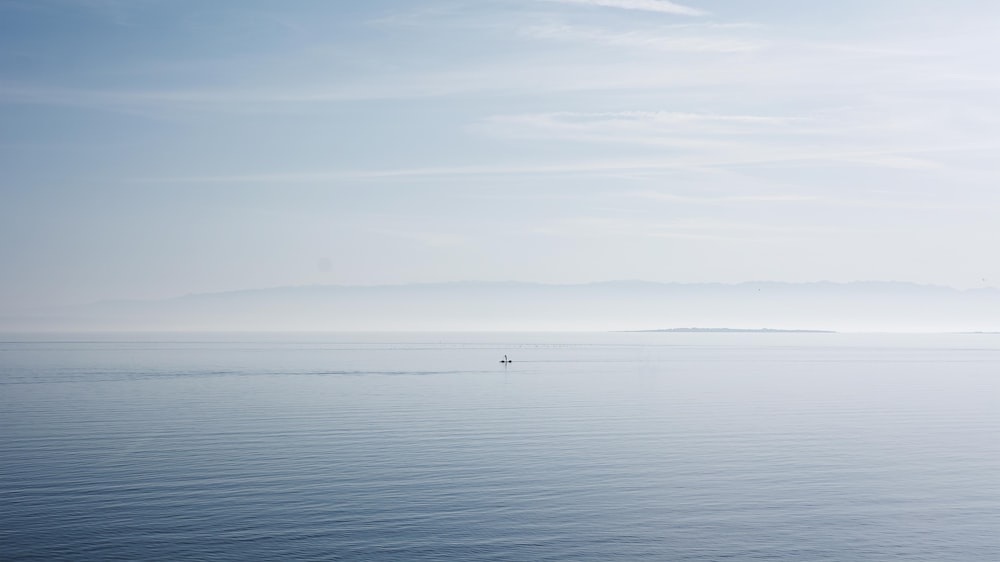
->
[626,328,837,333]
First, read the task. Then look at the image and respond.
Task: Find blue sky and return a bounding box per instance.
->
[2,0,1000,308]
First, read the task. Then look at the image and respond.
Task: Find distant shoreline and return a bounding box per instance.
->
[625,328,837,333]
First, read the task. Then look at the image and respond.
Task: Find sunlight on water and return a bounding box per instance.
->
[2,332,999,560]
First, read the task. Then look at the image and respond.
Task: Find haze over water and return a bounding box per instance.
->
[5,2,1000,558]
[3,332,998,560]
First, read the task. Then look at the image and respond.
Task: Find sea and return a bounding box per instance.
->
[2,331,999,561]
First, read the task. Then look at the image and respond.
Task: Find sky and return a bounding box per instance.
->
[3,0,1000,309]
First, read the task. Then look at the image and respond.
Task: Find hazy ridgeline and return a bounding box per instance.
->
[8,281,1000,332]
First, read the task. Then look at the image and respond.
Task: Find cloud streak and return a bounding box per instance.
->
[523,24,759,52]
[532,216,838,242]
[541,0,706,16]
[481,111,804,137]
[475,111,819,154]
[625,190,819,205]
[130,143,994,187]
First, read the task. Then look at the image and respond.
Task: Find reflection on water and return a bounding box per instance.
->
[2,332,999,560]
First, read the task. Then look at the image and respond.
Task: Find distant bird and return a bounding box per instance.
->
[500,354,512,364]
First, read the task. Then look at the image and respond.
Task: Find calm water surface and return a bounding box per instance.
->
[2,332,999,560]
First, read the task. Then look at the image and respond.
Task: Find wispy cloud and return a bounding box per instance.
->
[0,55,760,112]
[541,0,706,16]
[477,111,811,148]
[131,143,990,186]
[0,78,487,112]
[619,188,961,211]
[488,110,802,129]
[130,160,706,184]
[523,24,760,52]
[625,190,819,205]
[533,216,835,242]
[474,109,1000,174]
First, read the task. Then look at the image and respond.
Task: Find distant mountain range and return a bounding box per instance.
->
[4,281,1000,332]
